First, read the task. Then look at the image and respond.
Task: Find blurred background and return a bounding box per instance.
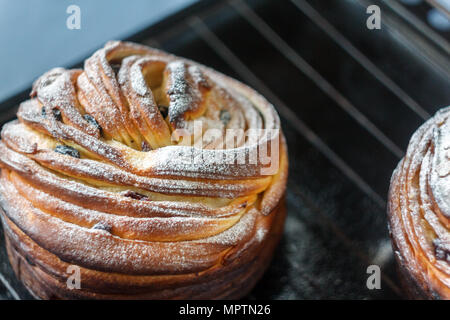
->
[0,0,197,102]
[1,0,448,103]
[0,0,449,300]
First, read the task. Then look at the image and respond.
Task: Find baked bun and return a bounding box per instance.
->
[0,41,288,299]
[388,106,450,299]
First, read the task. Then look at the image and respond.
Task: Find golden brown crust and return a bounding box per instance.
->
[388,106,450,300]
[0,41,288,299]
[1,198,286,299]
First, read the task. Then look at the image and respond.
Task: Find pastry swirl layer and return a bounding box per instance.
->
[389,106,450,299]
[0,41,288,299]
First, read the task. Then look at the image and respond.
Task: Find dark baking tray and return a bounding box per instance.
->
[0,0,449,300]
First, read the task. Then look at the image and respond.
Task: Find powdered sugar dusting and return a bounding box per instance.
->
[0,41,286,281]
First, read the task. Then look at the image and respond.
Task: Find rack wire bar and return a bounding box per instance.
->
[356,0,450,81]
[426,0,450,19]
[382,0,450,52]
[230,0,404,159]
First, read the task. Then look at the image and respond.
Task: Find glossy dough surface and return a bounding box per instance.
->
[0,41,288,299]
[388,106,450,299]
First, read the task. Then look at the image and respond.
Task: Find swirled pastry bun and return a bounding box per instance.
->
[0,41,288,299]
[388,106,450,299]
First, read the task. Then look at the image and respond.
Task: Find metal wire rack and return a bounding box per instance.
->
[0,0,449,299]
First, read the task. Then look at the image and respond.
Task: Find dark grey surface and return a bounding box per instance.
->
[0,0,449,299]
